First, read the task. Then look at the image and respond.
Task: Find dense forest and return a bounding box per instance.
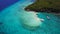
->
[25,0,60,13]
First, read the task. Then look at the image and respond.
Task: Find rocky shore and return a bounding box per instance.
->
[25,8,60,13]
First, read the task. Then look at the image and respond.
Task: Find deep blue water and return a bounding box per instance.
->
[0,0,60,34]
[0,0,35,11]
[0,0,19,11]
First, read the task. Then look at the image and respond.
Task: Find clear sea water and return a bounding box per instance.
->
[0,0,60,34]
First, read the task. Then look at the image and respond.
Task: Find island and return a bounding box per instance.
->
[25,0,60,13]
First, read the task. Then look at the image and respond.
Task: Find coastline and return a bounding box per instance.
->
[25,0,60,14]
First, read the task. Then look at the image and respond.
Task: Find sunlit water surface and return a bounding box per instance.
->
[0,0,60,34]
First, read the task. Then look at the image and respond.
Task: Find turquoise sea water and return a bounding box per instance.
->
[0,0,60,34]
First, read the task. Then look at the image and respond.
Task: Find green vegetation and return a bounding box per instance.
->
[25,0,60,13]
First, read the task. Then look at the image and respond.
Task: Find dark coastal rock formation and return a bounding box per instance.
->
[25,0,60,13]
[25,8,60,13]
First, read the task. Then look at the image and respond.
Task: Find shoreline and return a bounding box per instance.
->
[24,0,60,15]
[25,8,60,15]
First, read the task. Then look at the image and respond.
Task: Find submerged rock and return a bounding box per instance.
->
[0,22,3,25]
[21,11,42,30]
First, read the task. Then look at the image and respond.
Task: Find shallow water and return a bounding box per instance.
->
[0,0,60,34]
